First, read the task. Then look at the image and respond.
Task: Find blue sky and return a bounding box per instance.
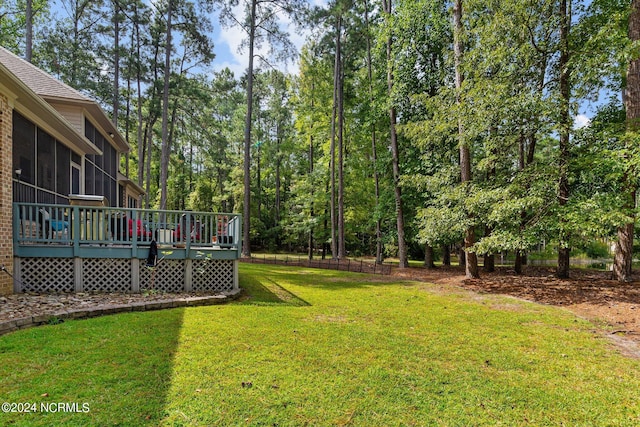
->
[208,0,327,77]
[46,0,323,78]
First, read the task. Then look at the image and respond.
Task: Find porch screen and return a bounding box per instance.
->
[84,119,118,207]
[56,143,71,197]
[12,112,35,185]
[37,129,54,192]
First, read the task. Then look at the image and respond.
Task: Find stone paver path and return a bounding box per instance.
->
[0,290,241,336]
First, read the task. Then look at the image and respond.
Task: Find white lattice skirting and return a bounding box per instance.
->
[14,257,238,294]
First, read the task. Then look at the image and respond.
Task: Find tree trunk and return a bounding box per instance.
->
[323,187,329,260]
[442,244,451,266]
[614,222,635,280]
[145,33,162,209]
[557,0,571,279]
[113,0,120,127]
[613,0,640,282]
[484,253,495,272]
[242,0,258,258]
[275,130,282,248]
[159,0,173,211]
[424,245,435,269]
[515,133,526,276]
[364,0,383,265]
[308,130,314,260]
[329,15,341,259]
[275,132,281,226]
[145,119,154,209]
[25,0,33,62]
[453,0,479,278]
[135,14,144,197]
[484,128,497,274]
[71,4,79,86]
[256,135,261,222]
[484,227,495,272]
[458,245,466,268]
[125,68,130,178]
[337,41,346,259]
[383,0,408,268]
[514,250,523,275]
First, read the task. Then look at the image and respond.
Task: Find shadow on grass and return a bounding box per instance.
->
[239,263,394,294]
[236,272,310,306]
[0,308,186,426]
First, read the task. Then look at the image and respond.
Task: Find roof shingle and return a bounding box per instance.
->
[0,46,93,103]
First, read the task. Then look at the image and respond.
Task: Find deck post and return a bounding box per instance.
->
[131,258,140,293]
[72,206,80,257]
[131,210,138,259]
[74,257,83,292]
[184,259,192,292]
[13,257,21,293]
[236,214,243,259]
[185,212,192,253]
[233,260,239,291]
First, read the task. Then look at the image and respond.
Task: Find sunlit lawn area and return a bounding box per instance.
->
[0,263,639,425]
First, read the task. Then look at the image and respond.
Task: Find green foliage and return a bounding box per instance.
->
[0,0,50,53]
[45,316,63,326]
[581,240,611,259]
[402,0,637,266]
[4,0,638,265]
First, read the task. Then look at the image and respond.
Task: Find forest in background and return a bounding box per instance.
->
[1,0,639,280]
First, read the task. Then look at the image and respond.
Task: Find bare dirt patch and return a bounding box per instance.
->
[391,265,640,356]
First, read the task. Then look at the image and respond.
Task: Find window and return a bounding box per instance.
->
[128,196,138,209]
[71,164,81,195]
[119,184,125,207]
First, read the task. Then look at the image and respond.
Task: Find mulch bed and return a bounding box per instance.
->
[391,265,640,352]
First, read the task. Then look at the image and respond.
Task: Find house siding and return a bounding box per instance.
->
[49,102,84,136]
[0,93,13,295]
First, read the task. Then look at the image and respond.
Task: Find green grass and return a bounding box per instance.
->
[1,264,639,426]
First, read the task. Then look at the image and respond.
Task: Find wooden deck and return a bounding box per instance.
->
[13,203,241,260]
[12,203,242,293]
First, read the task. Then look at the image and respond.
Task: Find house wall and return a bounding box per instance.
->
[0,93,14,295]
[48,102,84,133]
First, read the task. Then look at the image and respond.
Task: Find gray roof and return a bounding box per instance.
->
[0,46,93,103]
[0,46,129,153]
[0,61,100,155]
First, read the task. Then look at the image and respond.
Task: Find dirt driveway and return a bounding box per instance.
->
[391,265,640,358]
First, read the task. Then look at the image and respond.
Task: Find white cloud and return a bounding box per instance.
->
[213,60,248,79]
[211,2,316,77]
[574,114,591,129]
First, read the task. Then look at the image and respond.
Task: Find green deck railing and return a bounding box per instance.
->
[13,203,242,260]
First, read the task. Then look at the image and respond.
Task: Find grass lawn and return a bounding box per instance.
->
[0,263,639,426]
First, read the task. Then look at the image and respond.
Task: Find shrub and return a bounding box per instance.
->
[583,241,611,259]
